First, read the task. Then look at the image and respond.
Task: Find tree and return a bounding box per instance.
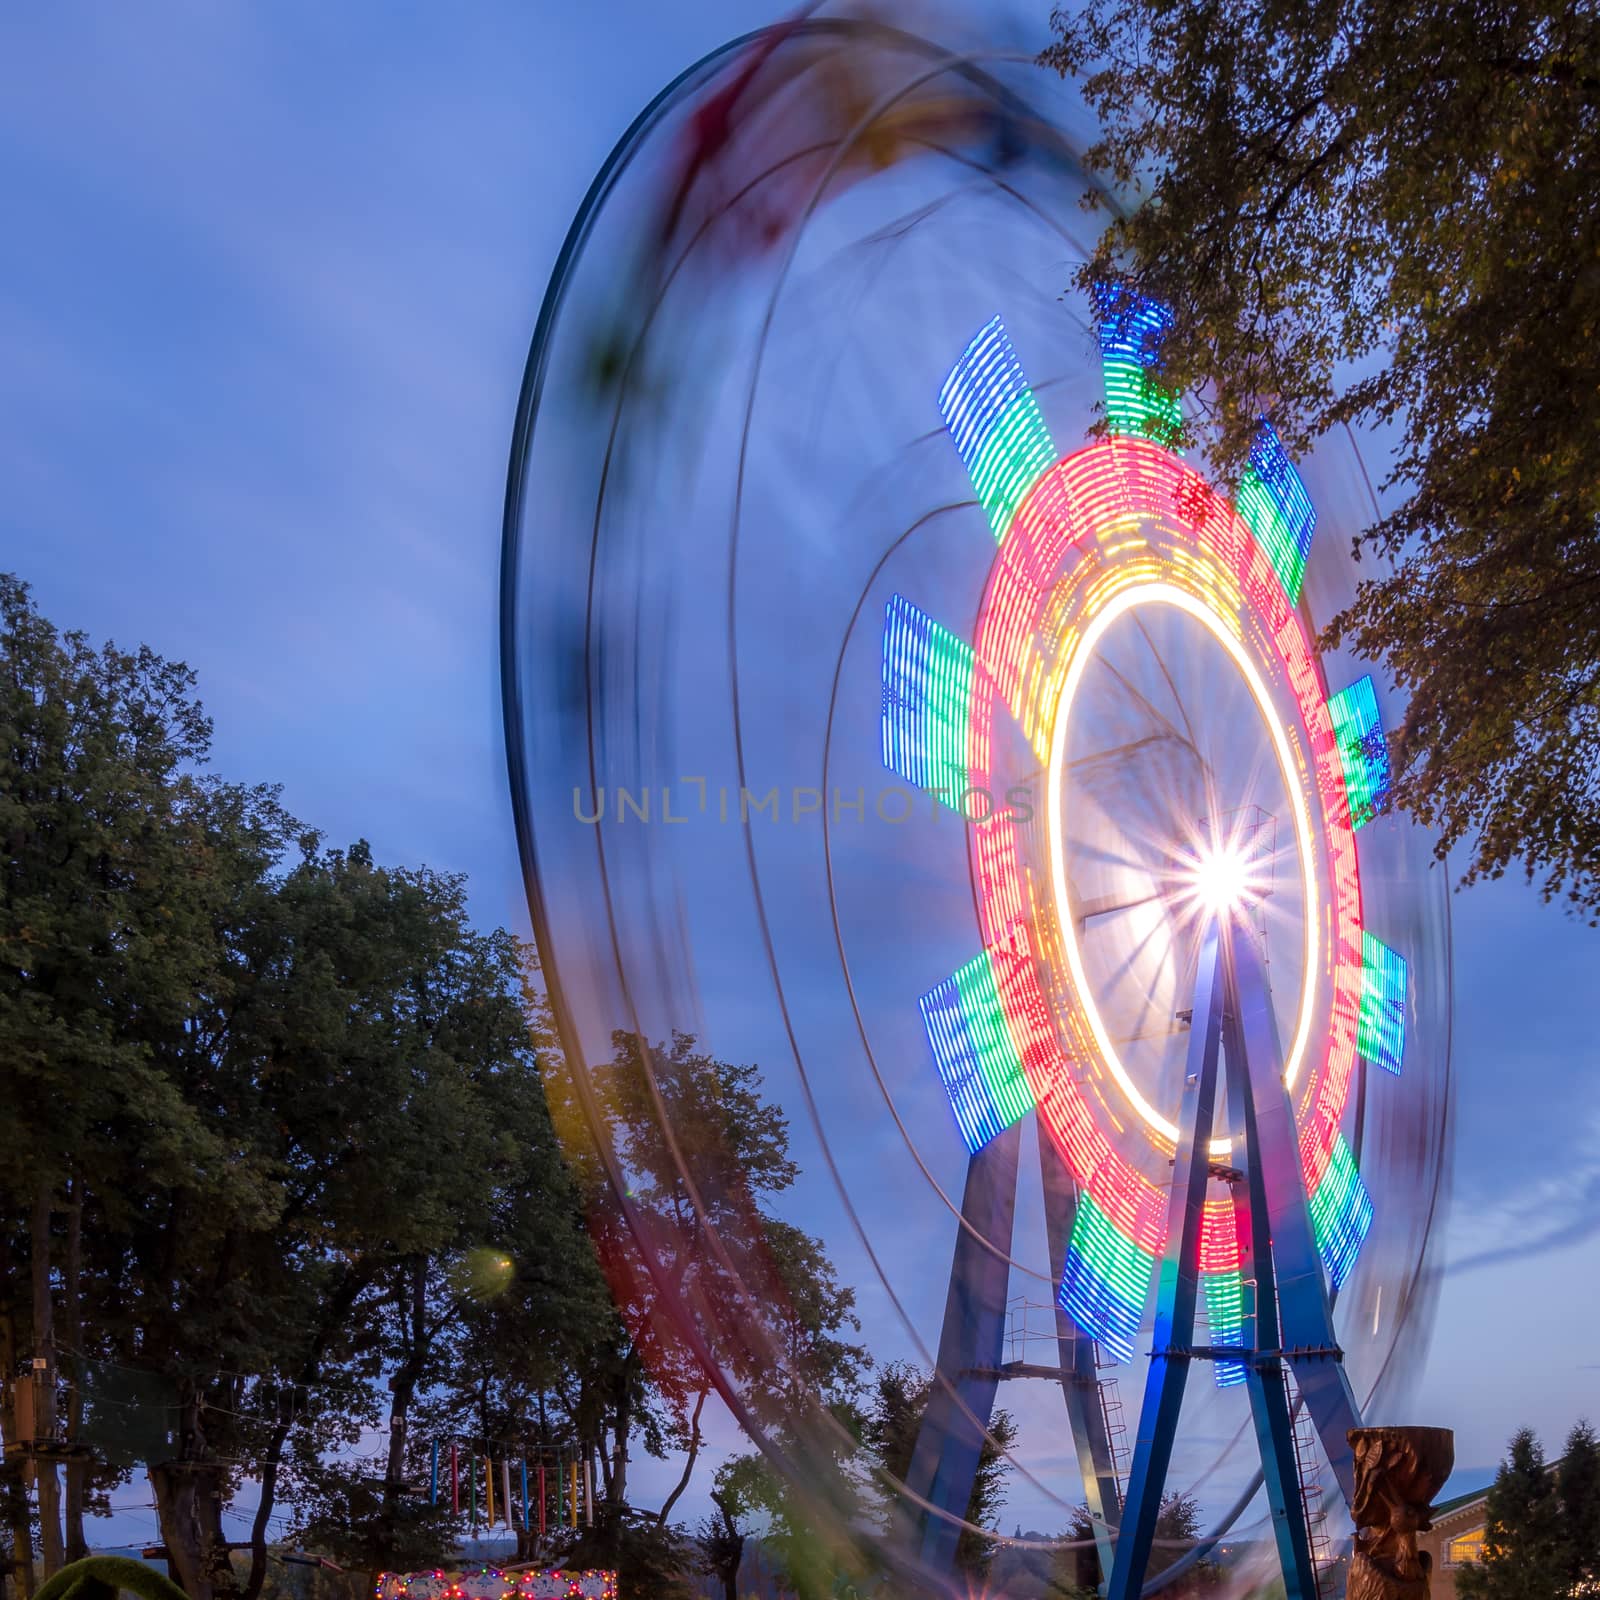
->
[1050,1493,1215,1600]
[0,571,305,1588]
[701,1229,874,1600]
[110,840,434,1600]
[695,1458,765,1600]
[1557,1420,1600,1594]
[751,1219,871,1428]
[275,901,610,1580]
[1,575,625,1599]
[694,1499,745,1600]
[860,1361,925,1519]
[707,1448,880,1600]
[2,574,878,1600]
[573,1029,869,1561]
[1043,2,1600,912]
[1144,1493,1218,1598]
[1458,1428,1565,1600]
[561,1513,694,1600]
[861,1362,1017,1580]
[1045,1506,1101,1600]
[957,1405,1019,1579]
[593,1041,877,1600]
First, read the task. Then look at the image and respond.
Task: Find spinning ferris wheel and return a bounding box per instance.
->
[501,12,1452,1600]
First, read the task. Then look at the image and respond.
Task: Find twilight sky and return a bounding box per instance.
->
[3,0,1597,1551]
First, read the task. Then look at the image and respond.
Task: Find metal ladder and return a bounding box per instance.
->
[1096,1355,1131,1506]
[1283,1367,1336,1600]
[1002,1298,1131,1508]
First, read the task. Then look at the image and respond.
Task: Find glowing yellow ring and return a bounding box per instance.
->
[1043,581,1320,1152]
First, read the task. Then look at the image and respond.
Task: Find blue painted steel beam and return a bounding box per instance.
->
[1105,925,1224,1600]
[1227,924,1362,1511]
[1040,1132,1124,1585]
[904,1121,1023,1571]
[1223,945,1321,1600]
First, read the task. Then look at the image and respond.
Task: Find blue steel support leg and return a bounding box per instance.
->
[1223,953,1320,1600]
[1104,924,1224,1600]
[904,1118,1022,1571]
[1040,1130,1122,1584]
[1228,925,1362,1512]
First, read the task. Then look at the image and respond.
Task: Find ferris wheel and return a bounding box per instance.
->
[501,12,1452,1600]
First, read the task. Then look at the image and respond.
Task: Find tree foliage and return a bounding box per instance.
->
[1557,1420,1600,1593]
[1,571,873,1600]
[1,569,307,1590]
[1049,1493,1215,1600]
[1459,1422,1600,1600]
[0,577,614,1596]
[694,1458,766,1600]
[571,1029,870,1564]
[861,1361,1017,1579]
[1044,1,1600,910]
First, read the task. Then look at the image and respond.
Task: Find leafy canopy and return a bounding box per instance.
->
[1044,2,1600,911]
[0,573,619,1595]
[1050,1492,1215,1599]
[861,1361,1017,1579]
[1458,1422,1600,1600]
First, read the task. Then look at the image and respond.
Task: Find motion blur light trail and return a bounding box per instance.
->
[501,8,1452,1594]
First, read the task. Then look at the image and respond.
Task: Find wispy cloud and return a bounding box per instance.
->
[1447,1106,1600,1275]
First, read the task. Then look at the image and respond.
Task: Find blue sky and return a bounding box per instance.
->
[3,0,1597,1551]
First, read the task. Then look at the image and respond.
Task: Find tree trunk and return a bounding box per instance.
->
[61,1185,87,1563]
[655,1386,708,1525]
[533,1392,549,1563]
[150,1386,235,1600]
[0,1247,37,1600]
[371,1261,429,1583]
[241,1418,288,1600]
[196,1467,236,1600]
[719,1537,743,1600]
[241,1267,374,1600]
[28,1187,62,1578]
[3,1471,33,1600]
[150,1458,211,1600]
[383,1267,427,1490]
[606,1348,638,1518]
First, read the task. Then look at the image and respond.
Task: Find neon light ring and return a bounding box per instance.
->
[501,17,1452,1598]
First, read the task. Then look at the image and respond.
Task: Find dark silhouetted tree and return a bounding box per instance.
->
[1558,1420,1600,1594]
[862,1361,1018,1580]
[1051,1493,1215,1600]
[1458,1427,1565,1600]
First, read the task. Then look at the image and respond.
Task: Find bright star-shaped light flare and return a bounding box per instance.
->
[1185,842,1261,916]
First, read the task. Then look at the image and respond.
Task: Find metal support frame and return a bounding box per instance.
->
[905,1117,1128,1576]
[1227,927,1361,1509]
[1105,925,1227,1600]
[1040,1133,1123,1581]
[1104,913,1362,1600]
[905,908,1359,1595]
[903,1121,1022,1571]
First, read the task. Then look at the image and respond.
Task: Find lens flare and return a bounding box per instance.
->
[1185,844,1258,915]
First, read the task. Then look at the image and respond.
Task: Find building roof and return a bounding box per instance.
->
[1432,1453,1566,1523]
[1433,1485,1491,1520]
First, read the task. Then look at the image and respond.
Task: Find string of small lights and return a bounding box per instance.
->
[375,1568,617,1600]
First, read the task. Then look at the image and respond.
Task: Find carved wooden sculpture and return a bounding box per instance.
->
[1348,1427,1456,1600]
